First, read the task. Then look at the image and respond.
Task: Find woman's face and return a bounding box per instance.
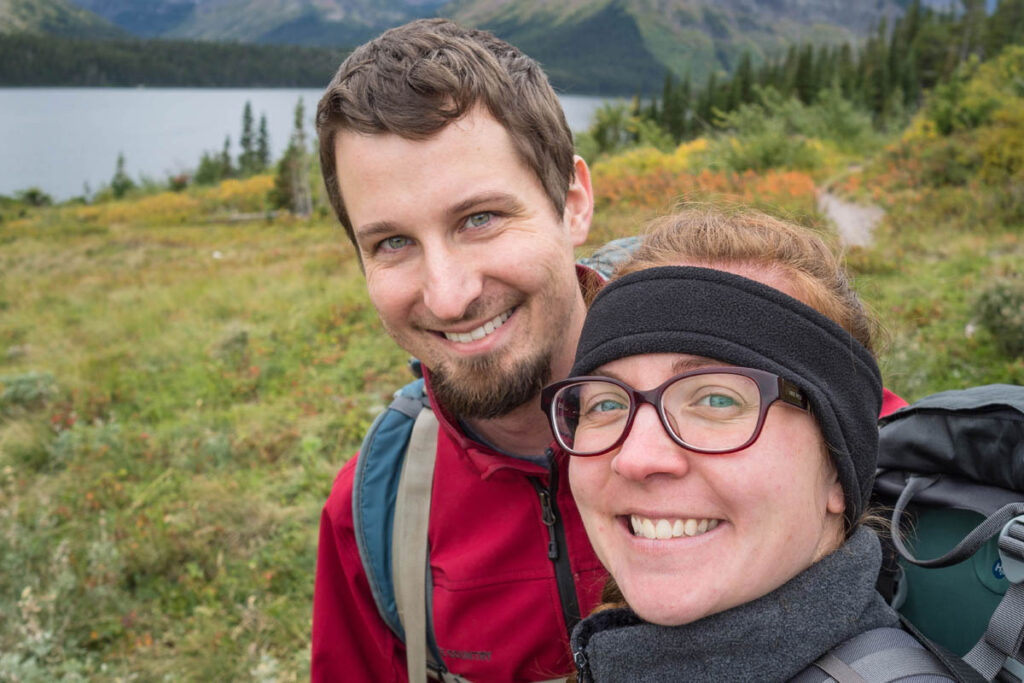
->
[568,349,846,626]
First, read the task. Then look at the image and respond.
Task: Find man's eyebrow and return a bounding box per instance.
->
[447,192,525,218]
[353,221,400,244]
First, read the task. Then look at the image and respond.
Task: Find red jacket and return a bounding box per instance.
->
[311,369,608,682]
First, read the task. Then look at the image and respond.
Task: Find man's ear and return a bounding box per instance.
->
[563,155,594,247]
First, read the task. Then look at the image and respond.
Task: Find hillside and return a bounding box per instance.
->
[48,0,933,93]
[70,0,447,43]
[449,0,900,91]
[0,0,123,38]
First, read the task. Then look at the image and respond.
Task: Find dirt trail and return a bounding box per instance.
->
[817,190,885,248]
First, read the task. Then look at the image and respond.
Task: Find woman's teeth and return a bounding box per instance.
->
[443,310,512,343]
[629,515,720,540]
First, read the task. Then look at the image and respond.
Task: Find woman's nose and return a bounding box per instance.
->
[610,404,692,481]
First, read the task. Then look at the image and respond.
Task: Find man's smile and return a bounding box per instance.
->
[439,308,515,343]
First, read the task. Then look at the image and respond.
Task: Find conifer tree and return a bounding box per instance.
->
[733,52,754,106]
[270,98,312,216]
[110,152,134,199]
[795,44,816,104]
[986,0,1024,57]
[239,101,258,176]
[257,114,270,171]
[220,136,234,179]
[662,72,687,142]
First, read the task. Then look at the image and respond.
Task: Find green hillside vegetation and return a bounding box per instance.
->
[575,0,1024,156]
[0,0,124,38]
[0,33,350,86]
[1,33,1022,683]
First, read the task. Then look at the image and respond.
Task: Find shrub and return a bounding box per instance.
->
[0,372,56,412]
[976,278,1024,358]
[711,130,822,173]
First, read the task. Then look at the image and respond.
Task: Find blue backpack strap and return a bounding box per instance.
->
[576,236,643,281]
[351,377,429,641]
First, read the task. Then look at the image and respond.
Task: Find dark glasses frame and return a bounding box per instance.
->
[541,366,809,457]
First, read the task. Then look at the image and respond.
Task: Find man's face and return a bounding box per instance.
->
[334,107,592,418]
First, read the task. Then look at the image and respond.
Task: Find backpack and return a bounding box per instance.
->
[872,384,1024,682]
[350,239,641,682]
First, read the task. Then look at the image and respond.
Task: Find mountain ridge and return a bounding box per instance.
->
[3,0,961,94]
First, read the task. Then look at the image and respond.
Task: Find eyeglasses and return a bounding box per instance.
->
[541,366,809,457]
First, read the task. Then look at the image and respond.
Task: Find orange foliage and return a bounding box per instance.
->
[593,166,818,215]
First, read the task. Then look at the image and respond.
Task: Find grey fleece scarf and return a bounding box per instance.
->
[570,527,898,683]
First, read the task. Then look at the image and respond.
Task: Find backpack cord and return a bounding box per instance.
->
[891,474,1024,568]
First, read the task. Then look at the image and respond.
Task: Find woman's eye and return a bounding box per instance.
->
[464,212,493,229]
[586,398,628,414]
[698,394,737,408]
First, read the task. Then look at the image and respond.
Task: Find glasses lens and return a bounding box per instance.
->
[552,380,631,455]
[662,373,762,452]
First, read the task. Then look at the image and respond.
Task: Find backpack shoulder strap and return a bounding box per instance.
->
[576,236,643,281]
[800,627,961,682]
[351,378,429,641]
[393,404,444,682]
[962,516,1024,681]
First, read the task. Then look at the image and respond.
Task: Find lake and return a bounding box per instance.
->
[0,88,612,201]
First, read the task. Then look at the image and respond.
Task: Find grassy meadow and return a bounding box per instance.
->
[2,52,1022,681]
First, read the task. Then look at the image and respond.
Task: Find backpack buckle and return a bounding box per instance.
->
[997,515,1024,584]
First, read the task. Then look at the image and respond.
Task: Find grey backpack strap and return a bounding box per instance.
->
[393,405,441,682]
[813,652,869,682]
[802,628,957,682]
[963,517,1024,682]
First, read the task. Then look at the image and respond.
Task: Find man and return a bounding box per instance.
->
[312,18,609,681]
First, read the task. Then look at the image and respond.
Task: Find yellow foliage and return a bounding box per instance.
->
[591,137,712,182]
[72,192,200,226]
[978,107,1024,183]
[197,175,274,214]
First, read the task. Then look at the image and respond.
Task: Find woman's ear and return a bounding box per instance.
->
[826,478,845,516]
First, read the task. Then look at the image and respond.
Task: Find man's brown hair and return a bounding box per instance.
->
[316,18,576,247]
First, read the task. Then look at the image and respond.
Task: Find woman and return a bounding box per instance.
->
[543,208,956,681]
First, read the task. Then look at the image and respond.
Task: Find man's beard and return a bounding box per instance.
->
[428,346,553,420]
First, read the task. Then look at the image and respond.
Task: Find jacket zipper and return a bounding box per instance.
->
[529,448,582,639]
[574,648,592,683]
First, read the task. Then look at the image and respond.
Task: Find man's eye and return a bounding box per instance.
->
[463,212,493,229]
[378,236,410,252]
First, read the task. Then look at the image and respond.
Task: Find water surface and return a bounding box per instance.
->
[0,88,610,200]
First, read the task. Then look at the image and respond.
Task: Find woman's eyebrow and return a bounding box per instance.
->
[670,357,722,374]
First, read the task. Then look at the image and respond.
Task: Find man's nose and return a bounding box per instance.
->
[611,404,692,482]
[420,244,484,322]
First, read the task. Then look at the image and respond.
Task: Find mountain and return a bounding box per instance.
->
[0,0,125,38]
[47,0,954,94]
[446,0,914,93]
[70,0,449,43]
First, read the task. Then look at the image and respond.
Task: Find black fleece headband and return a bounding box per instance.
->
[570,266,882,525]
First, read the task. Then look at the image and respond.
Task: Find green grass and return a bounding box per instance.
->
[0,200,411,680]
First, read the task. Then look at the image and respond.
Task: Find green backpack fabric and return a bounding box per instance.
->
[873,384,1024,680]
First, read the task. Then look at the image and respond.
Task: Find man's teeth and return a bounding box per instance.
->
[443,310,512,343]
[629,515,720,540]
